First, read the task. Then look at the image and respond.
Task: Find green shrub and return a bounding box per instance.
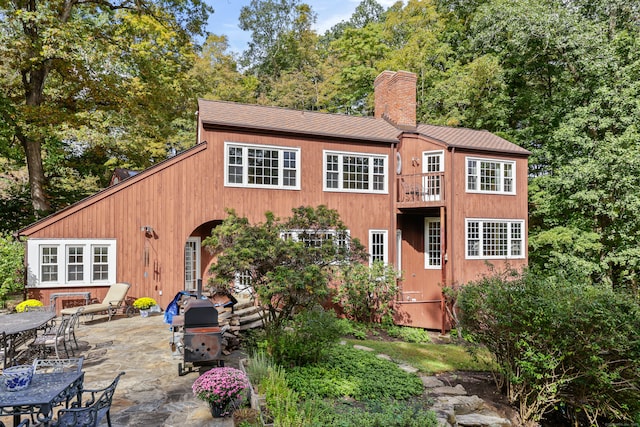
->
[385,325,431,343]
[458,267,640,425]
[324,399,438,427]
[286,344,424,401]
[334,260,400,323]
[244,350,273,393]
[262,366,326,427]
[0,233,25,302]
[268,306,342,367]
[335,318,368,340]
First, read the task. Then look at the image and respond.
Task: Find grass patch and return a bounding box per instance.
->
[344,339,494,374]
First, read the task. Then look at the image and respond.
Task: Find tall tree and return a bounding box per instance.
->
[239,0,317,79]
[0,0,211,217]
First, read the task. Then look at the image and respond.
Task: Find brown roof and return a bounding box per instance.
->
[198,100,401,143]
[417,124,530,155]
[199,99,530,156]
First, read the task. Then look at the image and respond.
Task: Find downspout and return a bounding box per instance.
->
[442,147,455,334]
[390,142,397,268]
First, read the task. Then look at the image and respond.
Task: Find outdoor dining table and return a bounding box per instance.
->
[0,370,84,426]
[1,311,56,369]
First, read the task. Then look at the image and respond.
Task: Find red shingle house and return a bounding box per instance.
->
[18,70,530,330]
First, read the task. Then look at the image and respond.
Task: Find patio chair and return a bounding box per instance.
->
[33,357,84,374]
[64,307,84,351]
[30,316,71,359]
[60,283,130,322]
[51,372,125,427]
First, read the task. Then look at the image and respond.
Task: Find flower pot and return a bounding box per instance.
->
[3,365,34,391]
[209,401,230,418]
[140,309,150,317]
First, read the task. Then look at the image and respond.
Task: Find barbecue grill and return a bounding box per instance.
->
[172,281,224,376]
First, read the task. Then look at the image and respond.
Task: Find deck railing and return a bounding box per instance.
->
[396,172,445,206]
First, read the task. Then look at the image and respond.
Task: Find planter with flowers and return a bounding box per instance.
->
[15,299,44,313]
[192,367,250,418]
[132,297,159,317]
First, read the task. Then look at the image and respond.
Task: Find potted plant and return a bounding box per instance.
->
[132,297,158,317]
[15,299,44,312]
[192,367,250,418]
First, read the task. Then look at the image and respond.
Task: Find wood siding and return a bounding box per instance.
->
[20,119,528,331]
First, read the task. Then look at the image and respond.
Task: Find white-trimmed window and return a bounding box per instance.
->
[281,229,350,248]
[369,230,388,265]
[234,271,253,294]
[225,142,300,190]
[424,218,441,268]
[465,219,525,259]
[28,239,116,287]
[324,151,387,193]
[466,157,515,194]
[67,246,84,282]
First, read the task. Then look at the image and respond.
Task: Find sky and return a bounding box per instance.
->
[205,0,397,54]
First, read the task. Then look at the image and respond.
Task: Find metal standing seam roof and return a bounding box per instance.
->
[197,99,401,143]
[417,124,531,155]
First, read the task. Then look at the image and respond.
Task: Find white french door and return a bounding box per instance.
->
[184,237,201,292]
[422,151,444,201]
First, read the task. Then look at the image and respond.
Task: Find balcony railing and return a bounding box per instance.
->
[397,172,445,206]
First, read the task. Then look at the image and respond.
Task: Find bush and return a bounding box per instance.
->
[244,351,273,393]
[267,306,342,367]
[262,365,326,427]
[334,261,400,324]
[458,267,640,425]
[325,399,438,427]
[0,233,25,302]
[385,325,431,343]
[286,345,424,401]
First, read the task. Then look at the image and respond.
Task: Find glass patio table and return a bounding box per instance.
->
[1,311,56,369]
[0,371,84,426]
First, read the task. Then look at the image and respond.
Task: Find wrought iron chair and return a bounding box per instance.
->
[51,372,125,427]
[30,316,71,359]
[33,357,84,374]
[64,308,84,352]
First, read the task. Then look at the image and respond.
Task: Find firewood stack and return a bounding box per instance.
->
[216,296,267,355]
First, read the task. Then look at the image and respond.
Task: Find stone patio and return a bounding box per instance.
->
[62,312,242,427]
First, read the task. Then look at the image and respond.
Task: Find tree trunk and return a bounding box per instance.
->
[20,63,52,215]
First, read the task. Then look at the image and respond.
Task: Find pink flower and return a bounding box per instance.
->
[192,367,250,407]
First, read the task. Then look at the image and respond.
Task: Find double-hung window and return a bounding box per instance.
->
[466,157,515,194]
[28,239,116,287]
[324,151,387,193]
[465,219,525,259]
[225,142,300,190]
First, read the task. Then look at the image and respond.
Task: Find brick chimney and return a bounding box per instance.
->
[374,70,417,129]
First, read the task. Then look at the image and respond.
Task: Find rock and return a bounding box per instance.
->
[456,413,511,426]
[430,384,467,395]
[421,375,445,388]
[377,353,392,361]
[353,345,375,352]
[436,395,485,415]
[398,363,419,373]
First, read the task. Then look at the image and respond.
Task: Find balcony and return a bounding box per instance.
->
[397,172,445,208]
